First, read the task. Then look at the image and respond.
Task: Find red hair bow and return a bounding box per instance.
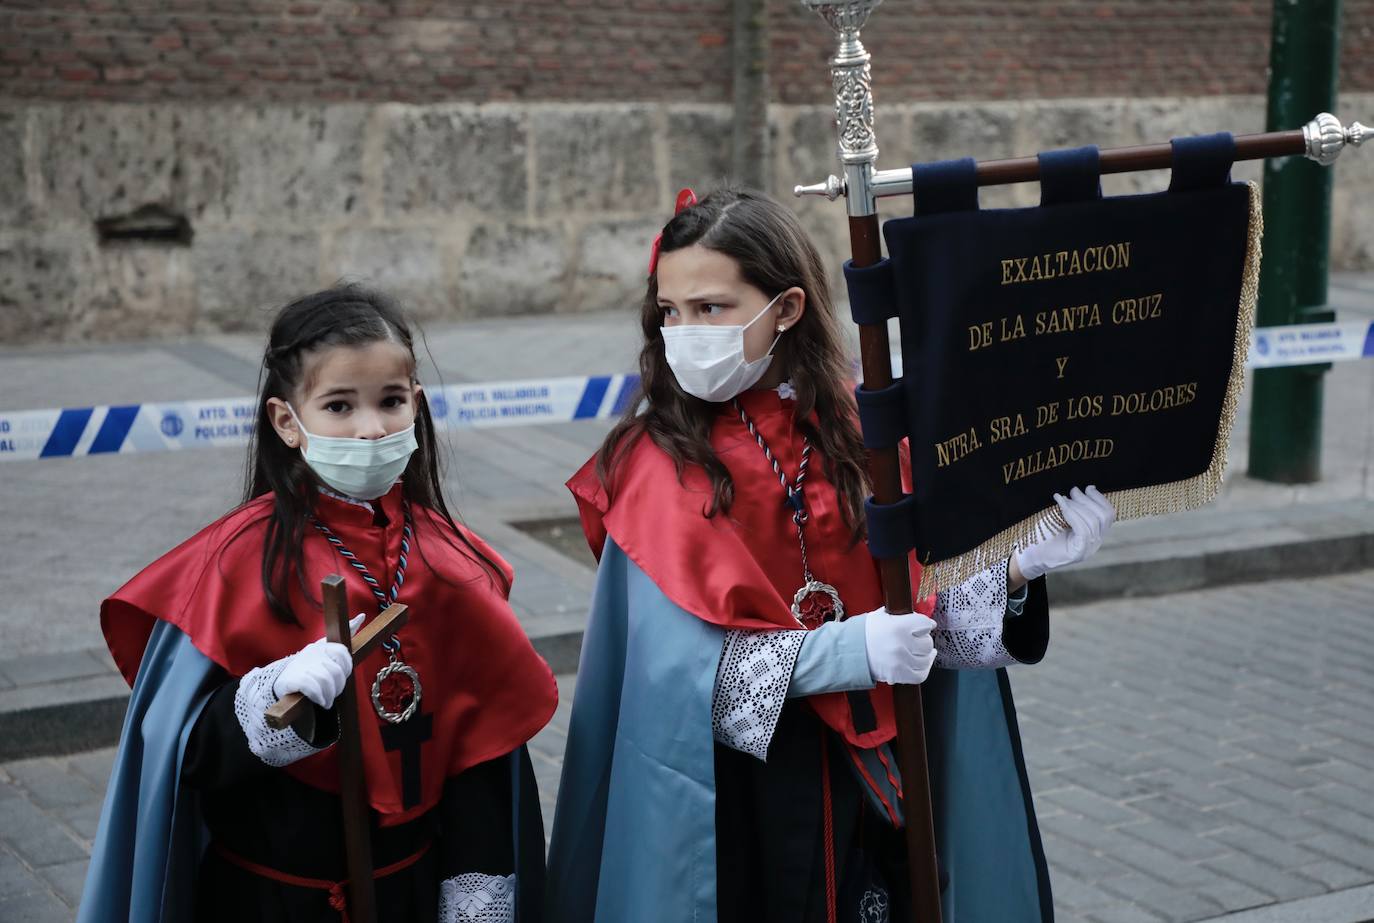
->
[647,187,698,277]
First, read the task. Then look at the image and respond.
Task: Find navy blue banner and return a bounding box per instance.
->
[859,143,1256,577]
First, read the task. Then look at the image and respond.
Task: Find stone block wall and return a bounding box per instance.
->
[3,95,1373,343]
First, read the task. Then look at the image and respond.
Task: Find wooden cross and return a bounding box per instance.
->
[263,576,408,923]
[264,595,409,731]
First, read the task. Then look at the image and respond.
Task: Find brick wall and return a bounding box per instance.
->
[3,1,1372,104]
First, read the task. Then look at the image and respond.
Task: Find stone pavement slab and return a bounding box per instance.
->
[1194,885,1374,923]
[1023,569,1374,923]
[6,570,1374,923]
[1,276,1372,788]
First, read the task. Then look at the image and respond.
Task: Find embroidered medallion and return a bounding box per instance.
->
[371,658,422,724]
[859,887,890,923]
[793,579,845,629]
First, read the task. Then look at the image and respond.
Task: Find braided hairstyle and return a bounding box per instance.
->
[240,284,506,624]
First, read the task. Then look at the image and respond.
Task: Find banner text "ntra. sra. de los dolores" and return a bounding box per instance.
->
[880,177,1258,589]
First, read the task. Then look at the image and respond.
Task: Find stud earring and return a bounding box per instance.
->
[777,325,787,333]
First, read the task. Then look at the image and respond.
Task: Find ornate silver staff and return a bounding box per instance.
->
[795,3,945,922]
[795,5,1368,923]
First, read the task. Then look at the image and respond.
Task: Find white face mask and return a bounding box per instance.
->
[287,404,419,500]
[661,293,785,403]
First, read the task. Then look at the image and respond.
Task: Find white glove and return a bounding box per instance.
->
[1015,485,1116,582]
[859,607,936,686]
[272,613,365,708]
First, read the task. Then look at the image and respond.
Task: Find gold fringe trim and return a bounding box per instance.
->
[915,182,1264,598]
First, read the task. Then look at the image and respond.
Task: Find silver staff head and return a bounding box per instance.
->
[798,0,884,217]
[799,0,884,28]
[1304,112,1370,166]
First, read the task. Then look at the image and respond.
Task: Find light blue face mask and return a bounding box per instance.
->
[287,404,418,500]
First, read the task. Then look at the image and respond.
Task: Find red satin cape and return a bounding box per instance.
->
[101,484,558,826]
[568,388,934,749]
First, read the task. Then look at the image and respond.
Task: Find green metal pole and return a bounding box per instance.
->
[1248,0,1341,483]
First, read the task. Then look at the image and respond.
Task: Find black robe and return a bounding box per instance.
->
[182,676,546,922]
[714,577,1054,923]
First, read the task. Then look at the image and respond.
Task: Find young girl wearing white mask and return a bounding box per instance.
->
[81,285,557,923]
[548,188,1115,923]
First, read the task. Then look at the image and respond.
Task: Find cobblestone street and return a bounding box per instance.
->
[4,569,1372,923]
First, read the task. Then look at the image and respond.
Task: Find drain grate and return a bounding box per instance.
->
[511,517,596,569]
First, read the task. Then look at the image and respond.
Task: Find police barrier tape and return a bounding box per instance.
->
[0,374,640,463]
[3,322,1372,463]
[1247,319,1374,368]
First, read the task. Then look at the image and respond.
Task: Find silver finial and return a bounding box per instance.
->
[794,175,846,200]
[798,1,883,216]
[1303,113,1370,166]
[799,0,883,31]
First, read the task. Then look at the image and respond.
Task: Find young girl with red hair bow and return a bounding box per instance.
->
[548,188,1114,923]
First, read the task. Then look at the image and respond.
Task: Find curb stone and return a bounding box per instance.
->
[3,516,1371,762]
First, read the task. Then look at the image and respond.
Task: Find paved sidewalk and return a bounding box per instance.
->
[1,272,1372,920]
[4,276,1373,760]
[3,275,1372,660]
[6,570,1374,923]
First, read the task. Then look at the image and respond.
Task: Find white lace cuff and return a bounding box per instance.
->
[233,658,329,767]
[712,629,807,760]
[931,564,1016,670]
[440,873,516,923]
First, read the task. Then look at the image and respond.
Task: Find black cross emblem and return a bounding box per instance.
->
[380,711,433,809]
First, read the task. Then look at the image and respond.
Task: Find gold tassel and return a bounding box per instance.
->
[916,183,1263,598]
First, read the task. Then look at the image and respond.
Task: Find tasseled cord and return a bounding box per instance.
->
[821,738,838,923]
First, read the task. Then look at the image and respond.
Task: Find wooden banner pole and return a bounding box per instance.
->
[797,3,944,920]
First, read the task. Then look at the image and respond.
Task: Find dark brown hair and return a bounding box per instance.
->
[597,187,869,537]
[241,284,508,624]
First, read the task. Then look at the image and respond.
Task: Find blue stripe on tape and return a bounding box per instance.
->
[89,405,140,454]
[574,376,611,419]
[39,408,94,458]
[611,374,640,414]
[1364,322,1374,358]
